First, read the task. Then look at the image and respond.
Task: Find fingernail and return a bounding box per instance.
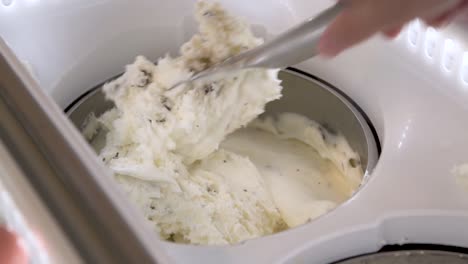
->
[383,29,401,39]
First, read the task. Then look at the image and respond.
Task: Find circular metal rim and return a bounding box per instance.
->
[334,249,468,263]
[64,67,381,247]
[283,68,380,180]
[65,67,380,178]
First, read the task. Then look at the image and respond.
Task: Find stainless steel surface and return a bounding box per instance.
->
[0,38,171,264]
[169,3,343,90]
[266,70,378,179]
[67,69,378,184]
[336,250,468,264]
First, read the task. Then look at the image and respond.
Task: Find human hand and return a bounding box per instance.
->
[318,0,468,56]
[0,227,28,264]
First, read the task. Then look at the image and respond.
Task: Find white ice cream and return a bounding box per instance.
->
[223,113,362,227]
[84,2,364,245]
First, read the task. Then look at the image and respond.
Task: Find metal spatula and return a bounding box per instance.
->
[169,2,343,90]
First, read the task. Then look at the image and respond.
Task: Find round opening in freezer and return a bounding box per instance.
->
[66,68,380,246]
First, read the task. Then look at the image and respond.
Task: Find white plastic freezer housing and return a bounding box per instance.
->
[1,0,468,263]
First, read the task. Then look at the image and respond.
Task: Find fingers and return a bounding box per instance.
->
[318,0,462,56]
[382,25,404,39]
[424,0,468,27]
[383,0,468,40]
[318,0,386,57]
[0,227,28,264]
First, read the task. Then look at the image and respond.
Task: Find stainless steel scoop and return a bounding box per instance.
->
[169,2,343,90]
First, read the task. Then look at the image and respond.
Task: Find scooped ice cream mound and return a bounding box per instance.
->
[84,1,363,245]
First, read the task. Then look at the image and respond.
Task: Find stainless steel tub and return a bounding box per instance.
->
[66,68,379,179]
